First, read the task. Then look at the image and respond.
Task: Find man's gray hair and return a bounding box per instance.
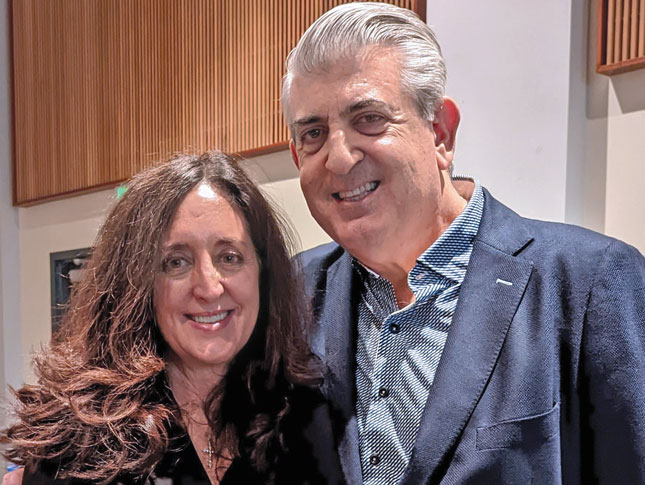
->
[281,2,447,126]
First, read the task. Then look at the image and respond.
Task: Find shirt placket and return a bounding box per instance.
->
[362,276,425,483]
[360,277,408,482]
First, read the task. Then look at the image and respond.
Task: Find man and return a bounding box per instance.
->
[282,2,645,484]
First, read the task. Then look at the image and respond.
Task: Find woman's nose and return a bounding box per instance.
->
[191,259,224,301]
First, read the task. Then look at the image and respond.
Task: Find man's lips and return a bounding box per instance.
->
[332,181,379,202]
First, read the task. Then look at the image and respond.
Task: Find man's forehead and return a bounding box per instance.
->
[286,46,403,113]
[288,63,404,124]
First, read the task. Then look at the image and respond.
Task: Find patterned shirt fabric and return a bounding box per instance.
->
[354,178,484,485]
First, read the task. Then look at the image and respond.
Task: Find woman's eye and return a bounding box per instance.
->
[162,256,189,274]
[220,253,242,265]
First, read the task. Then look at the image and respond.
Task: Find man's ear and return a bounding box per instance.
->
[431,97,460,170]
[289,140,300,170]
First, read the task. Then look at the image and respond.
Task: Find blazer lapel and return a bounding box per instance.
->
[317,253,364,484]
[402,191,534,485]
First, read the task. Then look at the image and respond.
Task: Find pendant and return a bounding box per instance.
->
[202,437,215,469]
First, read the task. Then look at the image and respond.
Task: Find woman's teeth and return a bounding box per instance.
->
[191,311,229,324]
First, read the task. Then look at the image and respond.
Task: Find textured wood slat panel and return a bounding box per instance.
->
[615,0,623,62]
[622,0,630,61]
[631,0,638,56]
[598,0,645,74]
[13,0,423,205]
[638,0,645,57]
[607,0,616,63]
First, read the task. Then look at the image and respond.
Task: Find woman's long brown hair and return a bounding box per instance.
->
[1,151,320,483]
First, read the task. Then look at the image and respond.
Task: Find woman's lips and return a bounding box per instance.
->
[186,310,233,330]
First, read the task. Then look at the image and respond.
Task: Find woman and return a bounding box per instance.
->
[2,152,340,484]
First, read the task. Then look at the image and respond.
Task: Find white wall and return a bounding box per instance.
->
[0,0,19,473]
[0,0,18,401]
[240,152,331,251]
[429,0,582,223]
[585,1,645,254]
[429,0,644,254]
[603,74,645,252]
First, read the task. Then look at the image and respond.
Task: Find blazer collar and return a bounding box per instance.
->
[472,187,534,256]
[402,189,535,484]
[317,250,364,484]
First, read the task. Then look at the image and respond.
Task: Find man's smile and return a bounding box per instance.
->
[333,181,379,202]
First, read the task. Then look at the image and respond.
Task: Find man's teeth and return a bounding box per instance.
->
[337,182,378,201]
[192,311,229,324]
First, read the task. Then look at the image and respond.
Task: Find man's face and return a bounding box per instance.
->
[287,48,451,267]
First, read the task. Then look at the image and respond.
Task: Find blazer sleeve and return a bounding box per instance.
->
[580,240,645,482]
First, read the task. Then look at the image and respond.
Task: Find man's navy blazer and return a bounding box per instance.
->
[298,188,645,484]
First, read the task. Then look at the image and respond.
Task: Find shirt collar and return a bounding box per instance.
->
[412,177,483,284]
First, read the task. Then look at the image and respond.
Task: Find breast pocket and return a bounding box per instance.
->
[476,402,560,451]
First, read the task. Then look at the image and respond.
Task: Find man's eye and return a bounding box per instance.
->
[358,114,383,123]
[298,127,327,154]
[302,128,322,141]
[355,113,387,135]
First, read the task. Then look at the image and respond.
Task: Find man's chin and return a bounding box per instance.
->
[330,224,383,260]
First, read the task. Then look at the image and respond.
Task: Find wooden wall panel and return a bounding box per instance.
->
[12,0,424,205]
[597,0,645,74]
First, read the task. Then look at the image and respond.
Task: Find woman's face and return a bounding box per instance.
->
[154,183,260,375]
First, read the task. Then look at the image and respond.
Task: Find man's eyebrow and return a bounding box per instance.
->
[343,99,396,116]
[291,115,324,129]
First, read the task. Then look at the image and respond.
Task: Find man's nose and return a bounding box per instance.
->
[192,258,224,301]
[325,129,363,175]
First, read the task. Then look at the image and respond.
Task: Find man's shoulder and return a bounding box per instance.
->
[294,242,352,302]
[481,190,644,283]
[296,242,347,274]
[482,188,640,258]
[523,216,619,250]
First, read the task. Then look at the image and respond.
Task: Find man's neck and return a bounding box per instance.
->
[356,178,475,309]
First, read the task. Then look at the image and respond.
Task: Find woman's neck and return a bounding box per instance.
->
[166,358,225,406]
[166,360,232,484]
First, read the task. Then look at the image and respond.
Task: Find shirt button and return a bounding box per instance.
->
[378,387,389,398]
[370,454,380,466]
[389,323,400,334]
[415,273,423,280]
